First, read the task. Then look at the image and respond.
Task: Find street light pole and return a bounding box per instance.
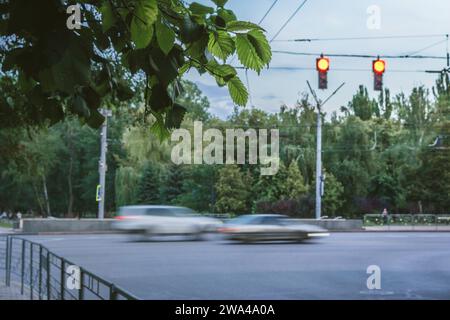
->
[315,108,322,220]
[307,81,345,220]
[98,109,112,220]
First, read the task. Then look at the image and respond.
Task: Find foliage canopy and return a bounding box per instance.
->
[0,0,271,133]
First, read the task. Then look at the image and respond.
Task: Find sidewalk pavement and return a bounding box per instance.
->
[0,281,28,300]
[0,226,14,234]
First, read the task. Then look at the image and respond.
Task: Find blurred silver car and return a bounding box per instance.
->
[113,205,222,240]
[218,214,329,242]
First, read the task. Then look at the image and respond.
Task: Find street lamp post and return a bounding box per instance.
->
[307,81,345,220]
[98,109,112,220]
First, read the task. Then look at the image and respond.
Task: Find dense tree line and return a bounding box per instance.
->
[1,75,449,218]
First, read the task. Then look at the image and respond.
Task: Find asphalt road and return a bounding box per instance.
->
[23,232,450,300]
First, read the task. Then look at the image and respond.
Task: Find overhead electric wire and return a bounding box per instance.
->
[240,0,308,107]
[271,50,447,60]
[230,0,279,63]
[403,38,448,57]
[234,66,438,74]
[270,0,309,43]
[230,0,280,105]
[273,34,450,42]
[240,0,280,106]
[245,69,254,107]
[258,0,280,24]
[446,34,450,67]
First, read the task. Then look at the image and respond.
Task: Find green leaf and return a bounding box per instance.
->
[247,29,272,65]
[185,35,208,60]
[217,8,237,23]
[72,95,90,118]
[216,64,237,80]
[235,34,264,73]
[165,103,187,129]
[156,20,175,55]
[227,21,264,32]
[43,98,64,125]
[190,2,214,15]
[149,47,181,86]
[49,36,91,94]
[82,86,101,109]
[150,114,171,141]
[100,1,116,33]
[18,72,36,93]
[227,76,248,106]
[131,0,158,49]
[208,31,235,61]
[180,15,204,43]
[211,0,228,7]
[116,81,135,101]
[179,62,191,76]
[85,109,106,128]
[149,84,172,111]
[212,64,237,87]
[207,60,237,85]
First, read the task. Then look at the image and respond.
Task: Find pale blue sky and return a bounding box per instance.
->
[185,0,450,118]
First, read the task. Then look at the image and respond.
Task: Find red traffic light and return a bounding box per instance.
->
[373,59,386,74]
[316,57,330,72]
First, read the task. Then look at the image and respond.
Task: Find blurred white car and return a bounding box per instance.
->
[219,214,329,242]
[113,205,222,239]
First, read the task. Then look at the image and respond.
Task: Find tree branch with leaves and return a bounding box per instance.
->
[0,0,272,137]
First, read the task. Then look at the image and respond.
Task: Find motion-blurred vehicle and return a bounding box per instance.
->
[218,214,329,242]
[113,205,222,240]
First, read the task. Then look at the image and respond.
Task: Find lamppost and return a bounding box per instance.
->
[97,109,112,220]
[307,81,345,220]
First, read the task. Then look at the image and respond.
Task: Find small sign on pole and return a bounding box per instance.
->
[96,184,102,202]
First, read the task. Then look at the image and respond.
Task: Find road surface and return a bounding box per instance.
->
[21,232,450,300]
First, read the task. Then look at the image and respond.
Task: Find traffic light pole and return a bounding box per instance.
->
[307,81,345,220]
[315,110,322,220]
[98,109,112,220]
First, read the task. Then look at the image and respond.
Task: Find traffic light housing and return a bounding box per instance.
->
[373,59,385,91]
[316,56,329,89]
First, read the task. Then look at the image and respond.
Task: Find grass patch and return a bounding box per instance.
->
[0,221,13,228]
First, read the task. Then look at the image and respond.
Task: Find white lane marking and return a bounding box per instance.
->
[34,237,66,242]
[359,290,395,296]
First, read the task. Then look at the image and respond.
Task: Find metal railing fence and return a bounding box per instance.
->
[1,236,139,300]
[363,214,450,227]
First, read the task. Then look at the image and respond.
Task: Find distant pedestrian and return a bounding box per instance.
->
[382,208,388,225]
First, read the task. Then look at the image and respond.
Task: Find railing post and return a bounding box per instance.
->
[38,246,43,299]
[8,237,12,286]
[78,270,84,300]
[60,260,65,300]
[110,284,118,300]
[21,239,25,294]
[30,243,33,300]
[47,251,51,300]
[5,236,9,286]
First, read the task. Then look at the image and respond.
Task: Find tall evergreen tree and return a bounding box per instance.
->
[138,163,161,205]
[162,164,184,204]
[284,161,309,199]
[215,165,251,214]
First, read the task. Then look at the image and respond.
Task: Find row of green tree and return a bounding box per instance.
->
[1,75,449,218]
